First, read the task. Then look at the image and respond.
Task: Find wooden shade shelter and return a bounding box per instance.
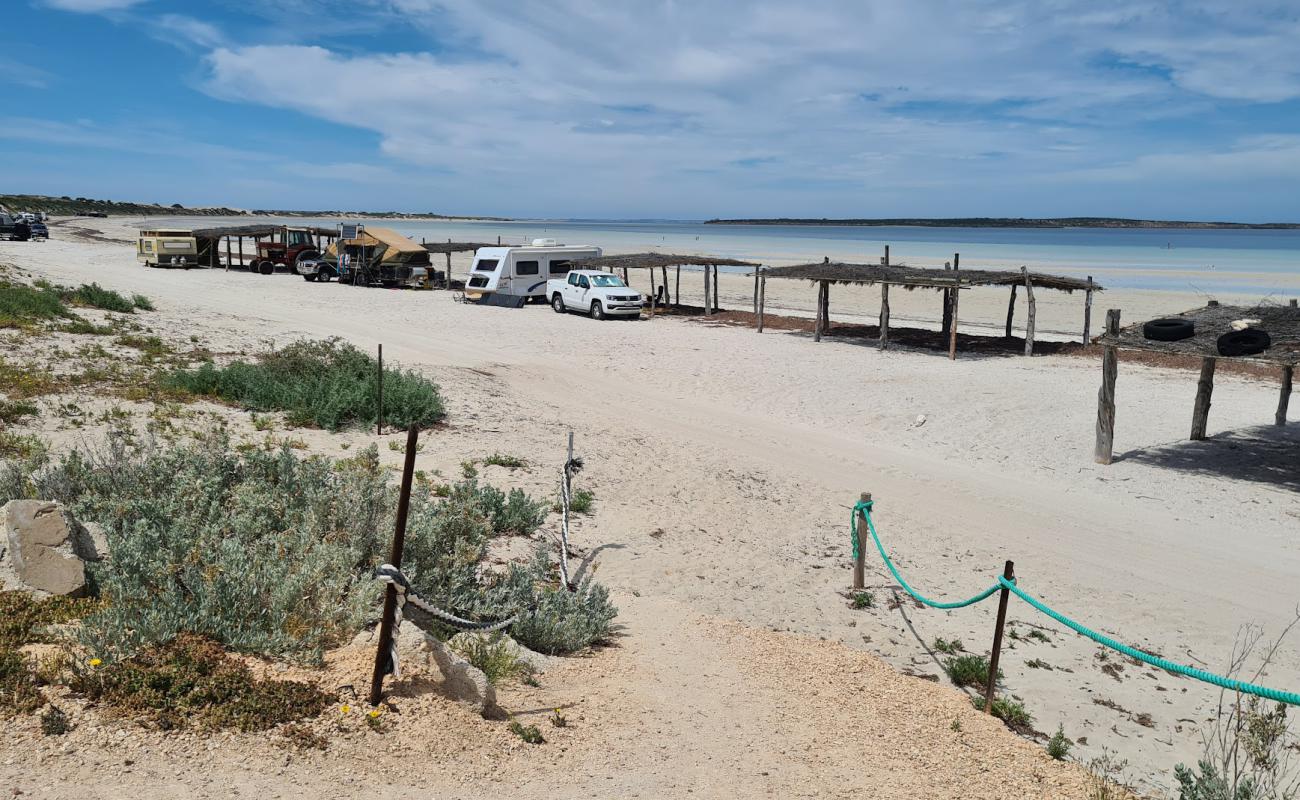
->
[1093,300,1299,464]
[192,224,338,271]
[757,250,1102,360]
[575,253,761,315]
[421,241,497,289]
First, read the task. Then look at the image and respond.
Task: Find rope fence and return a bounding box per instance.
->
[851,498,1300,708]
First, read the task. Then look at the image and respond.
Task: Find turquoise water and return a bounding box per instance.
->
[167,217,1300,296]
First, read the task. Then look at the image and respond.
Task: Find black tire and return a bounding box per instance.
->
[303,272,317,282]
[259,260,275,276]
[590,300,605,320]
[1217,328,1271,357]
[552,294,566,313]
[1142,318,1195,341]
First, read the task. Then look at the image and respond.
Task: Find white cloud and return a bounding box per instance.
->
[41,0,145,11]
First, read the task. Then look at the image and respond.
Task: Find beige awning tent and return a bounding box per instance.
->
[325,226,427,261]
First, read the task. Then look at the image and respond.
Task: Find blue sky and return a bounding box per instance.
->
[2,0,1299,220]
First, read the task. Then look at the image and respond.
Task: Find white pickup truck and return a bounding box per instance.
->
[548,270,644,320]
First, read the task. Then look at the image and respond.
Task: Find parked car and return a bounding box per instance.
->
[547,270,644,319]
[0,214,31,241]
[28,221,48,240]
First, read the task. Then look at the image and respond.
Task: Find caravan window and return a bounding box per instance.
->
[549,259,572,275]
[474,259,499,273]
[515,260,539,275]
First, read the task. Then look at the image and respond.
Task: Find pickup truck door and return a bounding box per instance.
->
[568,275,591,307]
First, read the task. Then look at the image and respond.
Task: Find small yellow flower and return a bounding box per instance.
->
[340,704,351,714]
[88,658,102,667]
[367,709,381,719]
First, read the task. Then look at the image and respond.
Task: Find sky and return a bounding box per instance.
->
[1,1,1299,221]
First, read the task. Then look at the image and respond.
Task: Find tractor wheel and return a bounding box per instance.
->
[259,260,275,275]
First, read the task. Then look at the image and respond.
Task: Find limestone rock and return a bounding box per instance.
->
[1,500,99,597]
[354,626,497,717]
[448,631,556,674]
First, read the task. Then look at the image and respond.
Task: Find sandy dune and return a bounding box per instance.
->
[1,217,1297,796]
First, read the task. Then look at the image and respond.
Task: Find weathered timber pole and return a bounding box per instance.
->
[1278,366,1293,426]
[852,492,871,590]
[984,560,1015,715]
[941,262,953,335]
[1022,266,1036,356]
[675,266,681,308]
[753,270,760,315]
[757,269,766,333]
[376,344,384,436]
[1095,309,1121,464]
[1005,284,1017,338]
[661,266,670,305]
[238,237,244,271]
[822,280,831,335]
[1191,357,1217,440]
[369,423,420,706]
[1083,276,1094,343]
[225,237,231,272]
[879,283,890,350]
[813,281,825,342]
[712,265,720,313]
[948,285,960,360]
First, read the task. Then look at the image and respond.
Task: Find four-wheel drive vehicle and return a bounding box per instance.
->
[298,226,432,288]
[28,221,49,240]
[548,270,644,319]
[1,213,31,242]
[250,227,321,275]
[138,229,198,267]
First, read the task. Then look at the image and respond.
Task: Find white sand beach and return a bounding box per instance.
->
[1,217,1297,797]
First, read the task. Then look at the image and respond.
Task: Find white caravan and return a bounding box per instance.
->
[466,239,601,306]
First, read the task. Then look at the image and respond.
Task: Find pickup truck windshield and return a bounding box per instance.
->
[589,274,626,287]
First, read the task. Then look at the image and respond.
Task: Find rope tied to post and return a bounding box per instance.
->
[851,499,1300,706]
[374,564,526,679]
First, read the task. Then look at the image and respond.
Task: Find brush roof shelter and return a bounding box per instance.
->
[1092,300,1300,465]
[191,224,338,271]
[575,252,761,315]
[757,248,1102,359]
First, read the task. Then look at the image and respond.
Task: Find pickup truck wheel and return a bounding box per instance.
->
[551,294,566,313]
[590,300,605,320]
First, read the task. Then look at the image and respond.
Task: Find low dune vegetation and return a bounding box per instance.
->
[165,338,445,431]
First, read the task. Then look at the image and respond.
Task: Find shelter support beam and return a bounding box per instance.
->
[703,266,711,315]
[1191,357,1216,440]
[1277,366,1293,426]
[711,265,720,313]
[1083,276,1094,343]
[757,270,766,333]
[675,266,681,308]
[813,281,825,342]
[1095,309,1121,464]
[661,266,670,305]
[1022,266,1036,356]
[878,283,890,350]
[1005,285,1017,338]
[948,286,960,360]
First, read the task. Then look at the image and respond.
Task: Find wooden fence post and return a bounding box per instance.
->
[813,282,825,342]
[984,560,1014,714]
[369,423,421,706]
[753,270,760,315]
[712,265,720,313]
[879,283,890,350]
[1095,309,1121,464]
[1191,357,1217,440]
[1022,267,1036,356]
[1278,366,1293,426]
[1083,276,1094,343]
[853,493,871,590]
[376,344,384,436]
[703,266,711,315]
[1005,285,1017,338]
[757,269,766,333]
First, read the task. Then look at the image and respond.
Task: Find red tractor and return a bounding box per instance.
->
[249,227,322,275]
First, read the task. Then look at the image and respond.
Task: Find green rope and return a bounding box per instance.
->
[852,501,1001,609]
[853,500,1300,706]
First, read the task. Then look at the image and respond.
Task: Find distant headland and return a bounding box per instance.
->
[704,216,1300,230]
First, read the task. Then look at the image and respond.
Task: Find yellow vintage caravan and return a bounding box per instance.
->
[137,228,199,268]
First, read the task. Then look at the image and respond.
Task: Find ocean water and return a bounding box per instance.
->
[164,217,1300,297]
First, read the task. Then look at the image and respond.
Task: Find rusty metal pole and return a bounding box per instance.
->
[376,344,384,436]
[852,492,871,590]
[369,423,421,706]
[984,560,1014,714]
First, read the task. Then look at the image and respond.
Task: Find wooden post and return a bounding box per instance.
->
[941,262,952,335]
[497,235,501,245]
[883,245,890,266]
[948,284,960,360]
[650,267,658,306]
[1095,309,1121,464]
[757,269,766,333]
[1278,366,1293,426]
[1005,284,1017,338]
[878,283,890,350]
[675,266,681,308]
[662,266,670,305]
[376,344,384,436]
[224,237,231,272]
[753,270,760,315]
[1022,266,1036,356]
[1291,299,1298,308]
[822,280,830,335]
[1083,276,1094,343]
[1191,357,1216,440]
[813,282,824,342]
[703,265,711,315]
[238,237,244,271]
[984,560,1014,714]
[444,252,452,289]
[712,265,720,313]
[852,492,871,590]
[369,423,421,707]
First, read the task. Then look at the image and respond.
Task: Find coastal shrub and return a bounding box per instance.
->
[0,399,38,425]
[508,719,544,744]
[448,632,533,685]
[0,591,99,649]
[944,654,1001,688]
[971,694,1034,733]
[932,637,964,655]
[443,478,548,537]
[163,338,445,431]
[130,293,154,311]
[0,649,43,717]
[66,283,137,314]
[70,633,329,731]
[0,281,68,327]
[485,548,618,655]
[1047,725,1072,760]
[483,453,526,469]
[40,705,71,736]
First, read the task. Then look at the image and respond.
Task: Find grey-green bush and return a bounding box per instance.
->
[163,338,445,431]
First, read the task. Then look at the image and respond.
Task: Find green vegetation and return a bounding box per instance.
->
[0,400,37,425]
[164,338,445,431]
[483,453,527,469]
[508,719,545,744]
[131,294,155,312]
[0,194,245,217]
[0,591,99,649]
[40,705,71,736]
[70,634,329,731]
[1047,725,1072,760]
[570,488,595,515]
[850,591,874,610]
[0,430,47,460]
[67,283,140,313]
[943,654,1001,689]
[932,637,964,655]
[0,649,43,717]
[0,280,69,327]
[971,694,1033,733]
[448,632,534,685]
